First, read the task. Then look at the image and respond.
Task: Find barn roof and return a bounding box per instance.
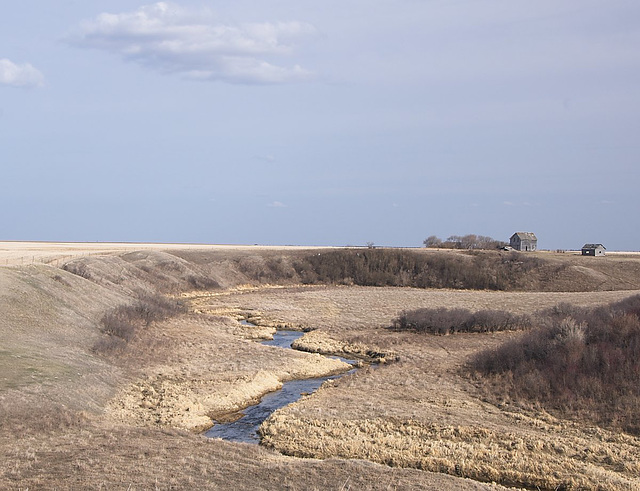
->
[512,232,537,241]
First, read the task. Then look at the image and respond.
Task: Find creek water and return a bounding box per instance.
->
[205,329,356,444]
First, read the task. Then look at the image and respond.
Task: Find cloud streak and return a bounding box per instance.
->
[68,2,315,84]
[0,59,44,88]
[267,201,286,208]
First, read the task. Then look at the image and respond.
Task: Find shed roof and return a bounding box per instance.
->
[582,244,606,249]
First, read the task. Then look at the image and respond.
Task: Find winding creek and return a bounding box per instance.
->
[205,329,357,444]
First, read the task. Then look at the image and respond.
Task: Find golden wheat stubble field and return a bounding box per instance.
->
[2,242,640,489]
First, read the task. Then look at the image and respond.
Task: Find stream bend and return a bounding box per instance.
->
[205,330,356,443]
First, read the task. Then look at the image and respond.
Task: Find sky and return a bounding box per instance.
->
[1,1,639,250]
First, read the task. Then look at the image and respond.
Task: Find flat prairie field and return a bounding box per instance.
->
[1,242,640,490]
[0,241,331,266]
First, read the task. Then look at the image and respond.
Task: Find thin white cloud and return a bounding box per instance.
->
[254,154,276,163]
[0,59,44,88]
[68,2,315,84]
[503,200,538,207]
[268,201,286,208]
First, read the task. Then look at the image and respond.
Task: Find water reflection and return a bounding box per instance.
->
[206,330,355,444]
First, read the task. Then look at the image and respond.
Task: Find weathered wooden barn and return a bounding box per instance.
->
[582,244,606,256]
[510,232,538,251]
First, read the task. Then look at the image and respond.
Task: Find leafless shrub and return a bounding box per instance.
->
[62,261,91,279]
[469,294,640,434]
[94,294,185,354]
[186,275,219,290]
[392,307,531,334]
[288,249,554,290]
[424,234,507,250]
[51,274,71,286]
[100,307,136,341]
[235,255,298,284]
[92,334,128,354]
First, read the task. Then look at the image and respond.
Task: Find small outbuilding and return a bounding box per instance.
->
[510,232,538,252]
[582,244,606,256]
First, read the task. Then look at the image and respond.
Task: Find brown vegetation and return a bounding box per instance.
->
[470,295,640,436]
[392,307,532,334]
[63,249,220,294]
[94,293,186,354]
[3,244,640,489]
[172,246,640,291]
[203,284,640,490]
[291,249,549,290]
[3,405,494,491]
[423,234,506,250]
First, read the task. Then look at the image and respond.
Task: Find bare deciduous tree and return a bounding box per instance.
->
[423,235,442,248]
[425,234,506,250]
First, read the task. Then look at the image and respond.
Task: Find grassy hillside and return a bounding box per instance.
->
[0,265,128,412]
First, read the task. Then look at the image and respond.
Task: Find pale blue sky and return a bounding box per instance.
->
[2,1,639,249]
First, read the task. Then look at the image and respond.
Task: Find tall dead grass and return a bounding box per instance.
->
[0,419,502,490]
[260,414,640,490]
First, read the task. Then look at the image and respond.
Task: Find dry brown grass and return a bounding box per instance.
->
[188,284,640,333]
[200,285,640,490]
[261,415,640,490]
[104,314,351,431]
[3,244,640,489]
[2,409,503,491]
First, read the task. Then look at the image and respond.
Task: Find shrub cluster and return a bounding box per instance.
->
[392,307,532,334]
[62,261,91,279]
[470,295,640,435]
[291,249,547,291]
[423,234,506,250]
[235,255,297,283]
[94,294,185,354]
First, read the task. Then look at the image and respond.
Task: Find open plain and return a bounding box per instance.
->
[1,242,640,489]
